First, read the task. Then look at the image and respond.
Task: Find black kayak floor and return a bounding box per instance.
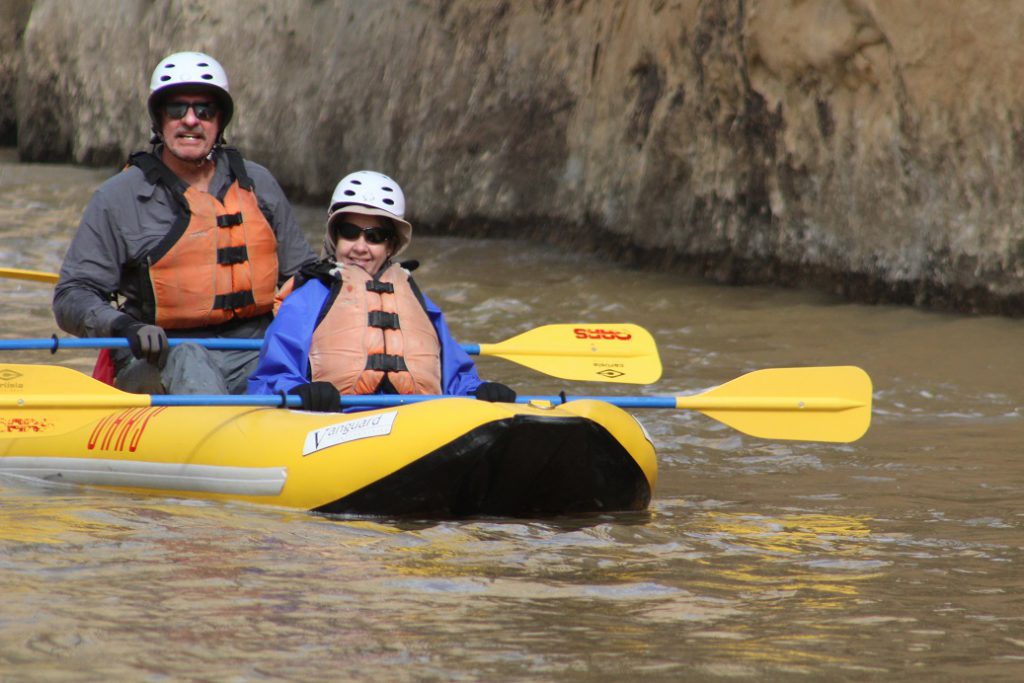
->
[315,414,652,518]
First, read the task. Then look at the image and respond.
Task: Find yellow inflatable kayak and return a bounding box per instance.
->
[0,364,657,517]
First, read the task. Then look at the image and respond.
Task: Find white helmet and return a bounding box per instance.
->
[147,52,234,138]
[325,171,413,255]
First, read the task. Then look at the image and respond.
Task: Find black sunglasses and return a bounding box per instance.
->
[334,222,395,245]
[162,101,219,121]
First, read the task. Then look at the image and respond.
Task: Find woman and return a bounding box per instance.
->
[247,170,516,411]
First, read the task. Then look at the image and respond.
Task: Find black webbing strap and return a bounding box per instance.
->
[368,311,400,329]
[365,354,409,372]
[222,147,254,191]
[216,212,244,227]
[213,290,256,310]
[366,280,395,294]
[217,245,249,265]
[128,151,188,195]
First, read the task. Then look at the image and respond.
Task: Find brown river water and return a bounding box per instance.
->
[1,149,1022,681]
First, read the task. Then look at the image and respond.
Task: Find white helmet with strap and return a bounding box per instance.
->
[325,171,413,255]
[147,52,234,141]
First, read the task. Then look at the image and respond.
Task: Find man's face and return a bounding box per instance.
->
[159,91,221,164]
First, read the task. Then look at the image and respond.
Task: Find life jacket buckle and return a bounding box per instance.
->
[368,311,400,329]
[216,212,244,228]
[366,280,395,294]
[217,245,249,265]
[366,354,409,372]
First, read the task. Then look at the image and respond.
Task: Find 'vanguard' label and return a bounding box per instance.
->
[302,411,398,456]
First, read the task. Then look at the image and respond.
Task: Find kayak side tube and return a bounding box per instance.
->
[0,399,657,517]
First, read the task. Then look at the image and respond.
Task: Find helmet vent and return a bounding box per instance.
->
[159,75,171,82]
[197,62,209,67]
[383,199,395,205]
[351,179,363,185]
[343,190,356,196]
[201,74,213,80]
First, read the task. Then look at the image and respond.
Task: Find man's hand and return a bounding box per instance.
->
[112,316,169,368]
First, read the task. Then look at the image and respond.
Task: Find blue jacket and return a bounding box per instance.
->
[247,278,483,398]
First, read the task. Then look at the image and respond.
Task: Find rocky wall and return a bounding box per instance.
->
[0,0,31,145]
[7,0,1024,314]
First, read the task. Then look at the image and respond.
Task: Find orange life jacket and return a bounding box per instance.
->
[124,149,279,329]
[309,263,442,395]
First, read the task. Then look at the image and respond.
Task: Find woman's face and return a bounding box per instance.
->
[333,212,394,275]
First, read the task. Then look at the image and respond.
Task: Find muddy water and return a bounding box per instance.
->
[1,150,1022,681]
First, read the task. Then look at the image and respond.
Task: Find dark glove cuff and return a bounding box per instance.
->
[474,381,517,402]
[110,314,144,337]
[288,381,341,412]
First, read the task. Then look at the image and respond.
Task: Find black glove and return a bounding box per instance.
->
[289,381,341,412]
[294,258,341,289]
[111,315,169,368]
[473,381,517,403]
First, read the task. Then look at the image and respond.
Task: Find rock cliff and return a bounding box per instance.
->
[0,0,31,145]
[6,0,1024,314]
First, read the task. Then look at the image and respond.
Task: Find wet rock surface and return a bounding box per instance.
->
[5,0,1024,314]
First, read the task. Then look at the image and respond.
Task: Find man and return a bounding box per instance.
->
[53,51,316,394]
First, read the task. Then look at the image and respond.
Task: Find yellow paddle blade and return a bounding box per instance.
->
[0,273,659,384]
[476,323,662,384]
[0,267,59,284]
[0,363,149,409]
[675,366,872,443]
[0,364,153,439]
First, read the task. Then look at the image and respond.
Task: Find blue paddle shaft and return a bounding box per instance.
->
[0,337,477,354]
[1,337,675,408]
[147,393,676,409]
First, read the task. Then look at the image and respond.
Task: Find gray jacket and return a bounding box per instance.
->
[53,147,317,339]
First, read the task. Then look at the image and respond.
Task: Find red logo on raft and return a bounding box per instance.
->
[88,407,166,453]
[0,416,52,433]
[573,328,633,341]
